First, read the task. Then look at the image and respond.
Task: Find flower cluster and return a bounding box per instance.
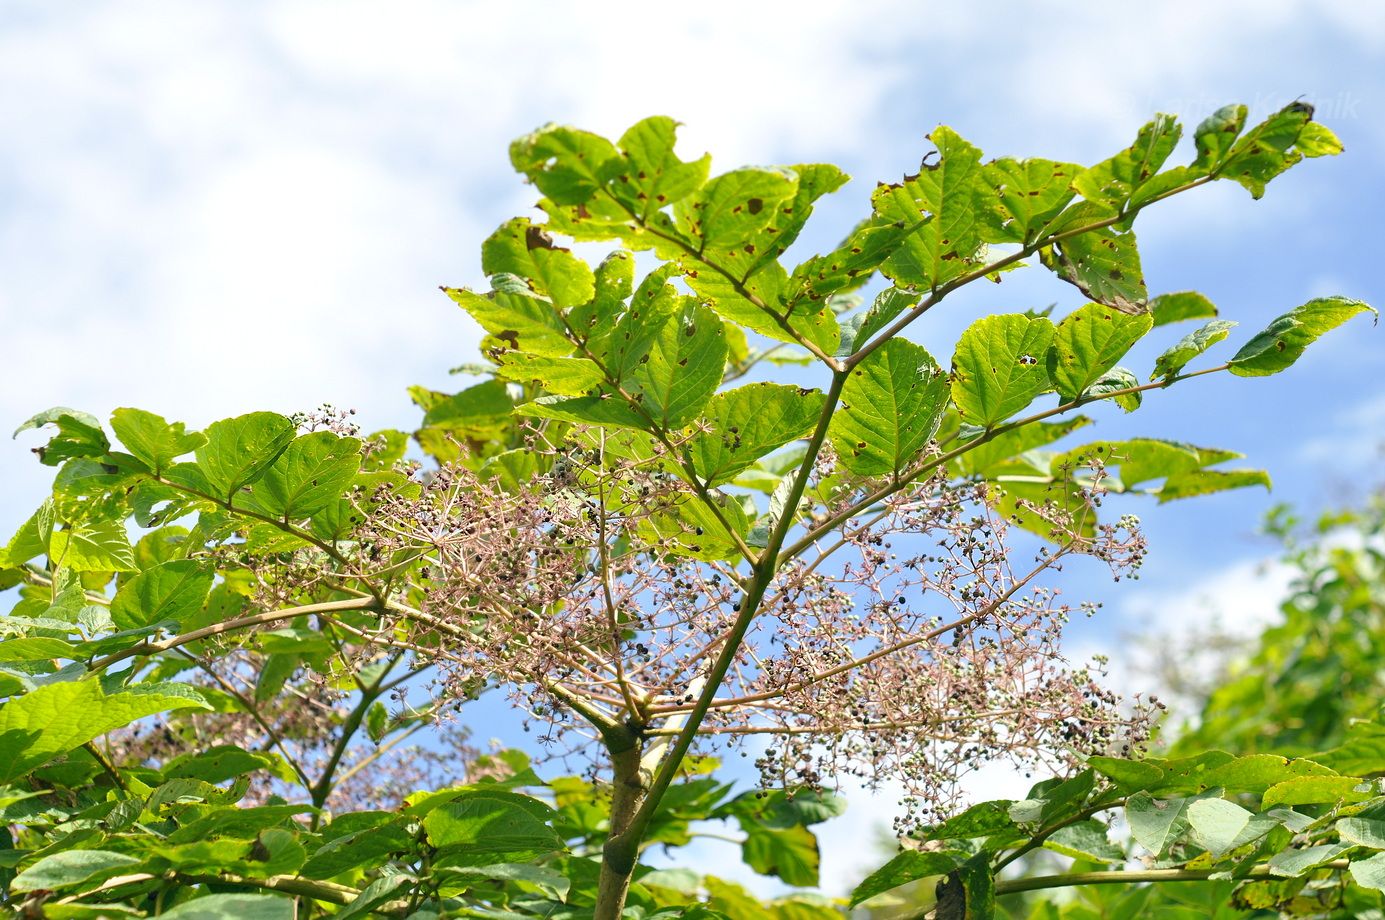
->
[350,430,1154,823]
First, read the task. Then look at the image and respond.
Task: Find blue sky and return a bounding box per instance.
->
[2,0,1383,894]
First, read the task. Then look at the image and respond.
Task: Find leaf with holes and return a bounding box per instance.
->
[482,217,595,308]
[690,383,824,487]
[1041,226,1147,314]
[873,126,984,289]
[831,339,948,476]
[951,314,1055,428]
[1047,302,1153,402]
[1229,296,1375,377]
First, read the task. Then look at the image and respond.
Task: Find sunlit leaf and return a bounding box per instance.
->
[951,313,1055,428]
[832,339,949,476]
[1228,296,1375,377]
[110,559,213,631]
[873,126,984,289]
[0,681,211,782]
[1047,302,1153,402]
[482,218,595,308]
[690,384,824,487]
[1151,319,1236,379]
[195,412,297,503]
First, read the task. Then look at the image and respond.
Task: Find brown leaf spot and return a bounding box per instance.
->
[525,225,556,251]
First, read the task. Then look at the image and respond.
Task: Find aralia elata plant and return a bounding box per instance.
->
[0,101,1375,919]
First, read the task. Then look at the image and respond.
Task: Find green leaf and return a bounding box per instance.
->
[195,412,296,503]
[1089,756,1165,791]
[832,339,949,476]
[723,162,847,278]
[1228,296,1375,377]
[1268,843,1351,878]
[110,408,205,475]
[1041,227,1147,314]
[677,167,797,248]
[419,380,514,431]
[741,823,819,887]
[1192,104,1248,171]
[751,789,847,828]
[1198,754,1338,794]
[976,157,1079,244]
[50,519,136,572]
[1186,797,1253,856]
[0,681,211,782]
[690,384,824,487]
[873,126,984,289]
[159,894,295,920]
[519,394,648,431]
[10,849,142,892]
[1295,121,1345,157]
[163,747,300,786]
[243,432,362,519]
[788,220,911,302]
[839,287,917,357]
[421,792,564,865]
[688,265,840,354]
[494,353,604,396]
[300,819,412,879]
[1337,817,1385,849]
[1158,468,1271,503]
[1150,291,1218,327]
[1262,775,1371,808]
[850,849,964,906]
[956,416,1091,479]
[1047,302,1153,402]
[951,314,1056,428]
[1313,723,1385,776]
[625,299,727,429]
[568,249,634,340]
[1126,792,1190,856]
[109,560,213,631]
[337,874,416,919]
[1350,852,1385,892]
[443,863,569,901]
[509,124,618,206]
[936,854,994,920]
[1151,320,1236,379]
[1073,115,1182,211]
[639,493,751,561]
[1066,439,1228,490]
[14,408,109,467]
[1044,820,1124,864]
[3,500,55,567]
[445,279,573,358]
[0,637,76,661]
[1218,102,1325,198]
[921,800,1019,845]
[602,115,710,220]
[1080,366,1141,412]
[482,217,595,308]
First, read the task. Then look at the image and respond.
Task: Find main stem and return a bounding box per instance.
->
[591,371,849,920]
[594,727,648,920]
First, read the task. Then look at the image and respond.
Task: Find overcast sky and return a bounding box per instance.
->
[2,0,1383,895]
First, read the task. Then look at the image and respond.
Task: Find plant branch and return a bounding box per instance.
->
[86,597,379,672]
[989,860,1350,897]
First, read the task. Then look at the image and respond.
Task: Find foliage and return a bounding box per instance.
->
[0,102,1374,919]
